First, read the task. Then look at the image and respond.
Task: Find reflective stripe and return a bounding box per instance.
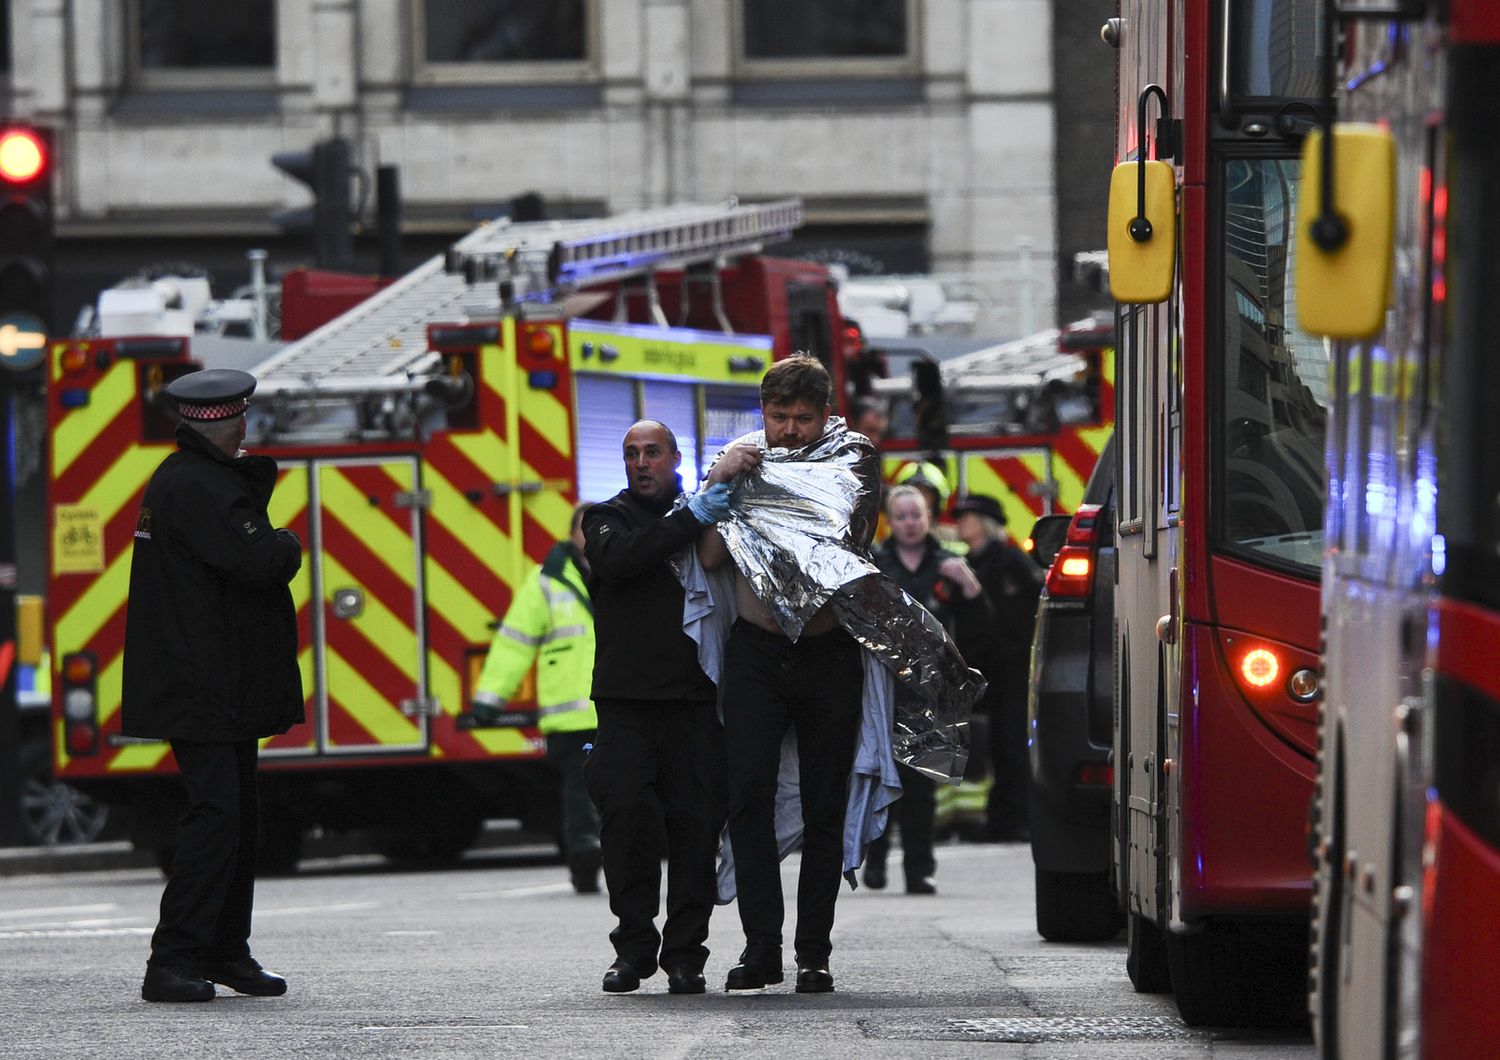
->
[538,698,593,718]
[472,691,504,709]
[500,625,543,647]
[543,625,588,643]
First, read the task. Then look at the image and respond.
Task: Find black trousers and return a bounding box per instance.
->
[583,698,725,975]
[865,762,936,883]
[986,676,1031,835]
[546,730,601,862]
[149,739,259,970]
[721,620,863,965]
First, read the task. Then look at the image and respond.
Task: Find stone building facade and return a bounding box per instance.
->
[0,0,1116,336]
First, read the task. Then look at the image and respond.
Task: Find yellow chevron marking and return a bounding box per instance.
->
[76,446,161,527]
[424,555,496,644]
[321,553,420,687]
[325,649,422,745]
[428,652,460,718]
[471,727,538,755]
[96,646,124,728]
[962,459,1040,536]
[1078,425,1112,456]
[52,362,138,479]
[55,549,131,662]
[449,428,513,480]
[318,468,417,591]
[110,743,172,771]
[1052,457,1087,514]
[519,386,572,455]
[519,456,572,537]
[479,329,516,394]
[269,465,309,527]
[1101,347,1117,386]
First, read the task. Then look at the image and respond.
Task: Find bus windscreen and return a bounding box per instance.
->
[1218,157,1328,574]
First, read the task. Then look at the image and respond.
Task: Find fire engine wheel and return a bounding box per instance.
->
[1034,866,1124,942]
[1164,919,1310,1028]
[373,812,482,868]
[1125,910,1172,993]
[17,740,112,846]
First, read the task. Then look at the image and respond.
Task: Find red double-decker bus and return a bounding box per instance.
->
[1297,2,1500,1056]
[1104,0,1324,1025]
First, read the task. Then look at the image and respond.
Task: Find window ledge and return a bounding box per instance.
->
[111,90,281,118]
[404,83,603,112]
[730,78,923,107]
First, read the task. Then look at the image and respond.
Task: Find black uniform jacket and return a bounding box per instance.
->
[966,539,1043,688]
[121,426,304,741]
[583,483,716,704]
[873,534,993,653]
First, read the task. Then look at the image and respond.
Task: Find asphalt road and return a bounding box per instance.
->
[0,841,1315,1058]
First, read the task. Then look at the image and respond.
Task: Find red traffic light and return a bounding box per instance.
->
[0,127,49,184]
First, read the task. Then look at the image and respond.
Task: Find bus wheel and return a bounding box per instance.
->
[1166,919,1309,1027]
[1034,866,1124,942]
[1126,910,1172,992]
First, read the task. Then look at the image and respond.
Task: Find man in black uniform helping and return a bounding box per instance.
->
[122,368,305,1003]
[582,419,734,994]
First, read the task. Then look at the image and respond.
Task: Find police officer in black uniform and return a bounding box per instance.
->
[122,368,304,1003]
[951,493,1043,841]
[581,419,732,995]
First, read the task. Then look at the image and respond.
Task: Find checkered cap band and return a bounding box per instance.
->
[178,398,250,421]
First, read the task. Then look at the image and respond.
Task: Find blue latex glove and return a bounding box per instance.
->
[687,482,734,524]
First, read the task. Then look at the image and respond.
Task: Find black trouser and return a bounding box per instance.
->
[986,675,1031,835]
[583,698,725,975]
[546,730,601,862]
[149,739,259,971]
[865,762,936,883]
[722,620,863,966]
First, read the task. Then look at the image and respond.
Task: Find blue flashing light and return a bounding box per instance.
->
[59,388,90,409]
[527,370,559,390]
[1431,533,1446,577]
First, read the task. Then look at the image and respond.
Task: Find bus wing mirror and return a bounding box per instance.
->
[1028,514,1072,570]
[1295,124,1396,340]
[1107,160,1177,304]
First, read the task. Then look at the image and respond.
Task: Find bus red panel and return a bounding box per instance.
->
[1176,621,1316,920]
[1421,802,1500,1060]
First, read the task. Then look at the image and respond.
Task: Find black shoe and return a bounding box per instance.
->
[665,966,706,995]
[201,956,287,997]
[795,964,834,994]
[141,964,214,1003]
[602,958,647,993]
[862,863,887,890]
[906,877,937,895]
[725,944,783,990]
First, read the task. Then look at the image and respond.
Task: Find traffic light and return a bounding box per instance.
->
[271,137,354,270]
[0,124,55,339]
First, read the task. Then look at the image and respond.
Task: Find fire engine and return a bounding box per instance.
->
[44,198,845,870]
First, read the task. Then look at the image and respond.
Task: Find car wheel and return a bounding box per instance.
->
[17,739,111,845]
[1034,865,1124,942]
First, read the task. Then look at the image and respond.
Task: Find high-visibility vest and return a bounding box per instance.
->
[474,544,596,734]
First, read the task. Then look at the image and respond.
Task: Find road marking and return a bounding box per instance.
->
[384,930,439,937]
[360,1025,528,1033]
[2,916,149,930]
[0,903,118,920]
[455,883,572,899]
[254,901,382,918]
[0,927,154,939]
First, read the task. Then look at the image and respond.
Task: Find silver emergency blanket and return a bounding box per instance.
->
[694,416,985,782]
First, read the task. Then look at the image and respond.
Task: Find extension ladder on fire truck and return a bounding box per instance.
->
[251,198,803,397]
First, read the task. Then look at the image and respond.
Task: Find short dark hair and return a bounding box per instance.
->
[761,353,831,409]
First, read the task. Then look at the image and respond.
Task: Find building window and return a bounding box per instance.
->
[736,0,917,76]
[131,0,276,86]
[415,0,596,83]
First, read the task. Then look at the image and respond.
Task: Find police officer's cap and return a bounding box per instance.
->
[952,494,1006,525]
[167,368,256,422]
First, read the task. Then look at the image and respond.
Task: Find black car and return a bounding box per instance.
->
[1025,433,1121,941]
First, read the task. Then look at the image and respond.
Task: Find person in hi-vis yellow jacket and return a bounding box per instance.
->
[473,503,602,893]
